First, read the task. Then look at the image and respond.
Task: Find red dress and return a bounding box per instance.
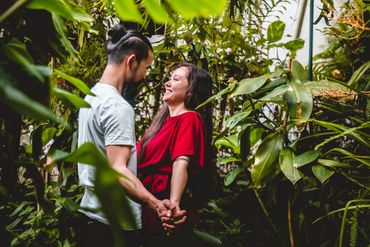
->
[137,111,205,234]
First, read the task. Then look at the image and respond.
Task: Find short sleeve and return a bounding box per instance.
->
[100,100,135,146]
[170,113,205,168]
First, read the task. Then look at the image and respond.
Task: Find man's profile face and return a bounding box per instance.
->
[132,51,153,84]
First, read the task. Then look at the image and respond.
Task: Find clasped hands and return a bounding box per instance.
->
[157,199,186,235]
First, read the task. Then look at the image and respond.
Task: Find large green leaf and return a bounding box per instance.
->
[168,0,227,19]
[143,0,170,23]
[318,159,351,168]
[28,0,93,22]
[214,134,240,154]
[224,166,244,186]
[196,82,237,109]
[52,87,90,109]
[291,60,308,82]
[0,69,64,125]
[42,126,58,146]
[259,84,289,101]
[51,143,107,166]
[54,69,92,95]
[267,20,285,43]
[307,80,350,97]
[312,164,334,183]
[251,132,284,187]
[51,143,137,244]
[232,71,282,97]
[284,39,305,57]
[217,156,240,165]
[4,39,52,82]
[279,148,303,185]
[113,0,144,24]
[284,80,313,124]
[52,14,78,58]
[294,150,320,168]
[224,110,252,130]
[260,77,286,92]
[193,228,222,246]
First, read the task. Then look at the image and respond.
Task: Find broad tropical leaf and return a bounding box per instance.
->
[52,87,90,109]
[224,166,244,186]
[113,0,144,24]
[285,80,313,125]
[54,69,92,95]
[28,0,93,22]
[232,71,282,97]
[267,20,285,43]
[294,150,320,168]
[291,60,308,82]
[259,84,289,101]
[51,143,137,244]
[279,148,303,185]
[0,69,63,125]
[143,0,170,23]
[214,134,240,154]
[312,164,334,183]
[168,0,227,19]
[251,132,284,187]
[224,110,252,130]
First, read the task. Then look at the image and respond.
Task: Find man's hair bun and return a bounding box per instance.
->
[107,23,127,44]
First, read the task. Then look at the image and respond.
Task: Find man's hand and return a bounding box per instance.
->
[161,203,187,235]
[156,199,175,218]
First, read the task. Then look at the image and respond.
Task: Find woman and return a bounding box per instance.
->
[137,63,213,246]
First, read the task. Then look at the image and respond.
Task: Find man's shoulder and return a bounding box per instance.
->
[102,97,133,113]
[90,84,133,112]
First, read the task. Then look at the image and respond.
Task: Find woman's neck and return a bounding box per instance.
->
[167,103,189,117]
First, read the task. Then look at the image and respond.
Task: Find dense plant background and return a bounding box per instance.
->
[0,0,369,246]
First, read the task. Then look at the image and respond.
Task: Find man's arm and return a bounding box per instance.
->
[106,145,171,215]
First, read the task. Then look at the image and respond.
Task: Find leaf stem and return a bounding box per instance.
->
[0,0,29,24]
[253,188,288,247]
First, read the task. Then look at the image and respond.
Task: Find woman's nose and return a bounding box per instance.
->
[165,80,171,87]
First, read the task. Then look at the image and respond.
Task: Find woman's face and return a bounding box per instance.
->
[163,66,189,105]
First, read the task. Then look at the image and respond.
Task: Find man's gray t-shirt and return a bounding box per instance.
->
[77,83,141,230]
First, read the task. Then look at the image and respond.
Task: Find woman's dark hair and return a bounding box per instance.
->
[106,23,153,64]
[138,62,213,165]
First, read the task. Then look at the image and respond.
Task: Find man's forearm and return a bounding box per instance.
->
[112,163,160,211]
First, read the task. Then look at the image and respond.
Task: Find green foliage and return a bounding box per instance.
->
[1,0,369,246]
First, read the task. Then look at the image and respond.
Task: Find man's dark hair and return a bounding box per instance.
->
[106,23,153,64]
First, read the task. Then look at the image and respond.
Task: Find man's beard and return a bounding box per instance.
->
[122,80,141,107]
[122,65,144,106]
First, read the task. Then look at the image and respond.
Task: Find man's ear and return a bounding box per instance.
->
[126,54,137,69]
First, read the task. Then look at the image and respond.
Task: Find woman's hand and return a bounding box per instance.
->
[161,203,187,235]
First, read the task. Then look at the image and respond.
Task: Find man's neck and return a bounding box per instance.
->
[100,64,125,93]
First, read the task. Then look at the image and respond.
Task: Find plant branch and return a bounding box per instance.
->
[0,0,29,24]
[253,188,288,247]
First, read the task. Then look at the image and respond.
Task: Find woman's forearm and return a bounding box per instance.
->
[170,157,189,206]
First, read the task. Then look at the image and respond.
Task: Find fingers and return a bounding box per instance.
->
[173,215,187,225]
[158,200,188,236]
[162,199,176,211]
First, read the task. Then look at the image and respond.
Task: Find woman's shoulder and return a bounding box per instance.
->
[174,111,204,129]
[177,111,203,122]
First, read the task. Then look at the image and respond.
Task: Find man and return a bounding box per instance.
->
[77,24,183,246]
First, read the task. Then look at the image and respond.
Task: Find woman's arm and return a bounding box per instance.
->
[170,156,190,207]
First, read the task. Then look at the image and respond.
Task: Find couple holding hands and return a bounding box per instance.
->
[77,23,212,247]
